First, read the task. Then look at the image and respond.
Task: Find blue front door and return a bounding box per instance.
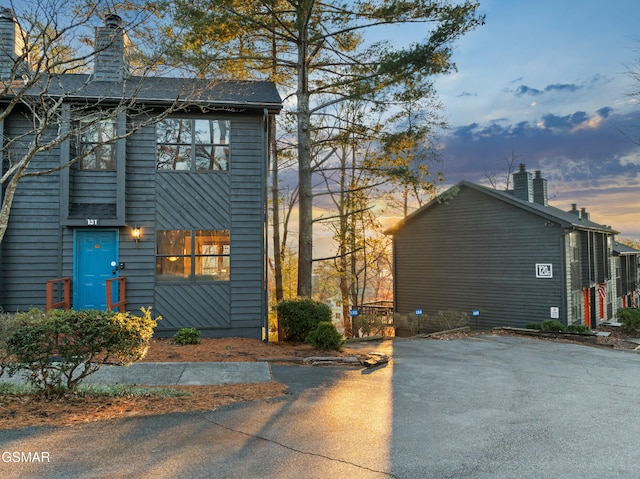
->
[75,230,118,310]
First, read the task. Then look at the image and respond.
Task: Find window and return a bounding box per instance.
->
[156,230,230,281]
[78,117,116,170]
[156,118,230,171]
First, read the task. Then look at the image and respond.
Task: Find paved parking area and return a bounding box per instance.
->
[2,335,640,478]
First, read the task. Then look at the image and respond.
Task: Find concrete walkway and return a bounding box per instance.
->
[1,361,273,387]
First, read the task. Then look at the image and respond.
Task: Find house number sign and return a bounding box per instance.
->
[536,263,553,278]
[87,219,99,226]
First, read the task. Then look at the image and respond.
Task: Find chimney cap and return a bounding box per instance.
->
[104,14,123,28]
[0,7,15,20]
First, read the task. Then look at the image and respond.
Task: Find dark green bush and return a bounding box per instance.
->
[565,324,591,333]
[541,319,564,332]
[0,308,158,397]
[306,322,344,351]
[525,323,542,330]
[173,327,201,345]
[616,307,640,334]
[276,298,332,342]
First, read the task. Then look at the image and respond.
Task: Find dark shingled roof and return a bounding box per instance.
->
[4,74,282,112]
[613,241,640,256]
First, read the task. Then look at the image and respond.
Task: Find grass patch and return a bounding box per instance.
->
[0,380,191,398]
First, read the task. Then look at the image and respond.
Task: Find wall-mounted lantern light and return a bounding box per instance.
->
[131,226,141,246]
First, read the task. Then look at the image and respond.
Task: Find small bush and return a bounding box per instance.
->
[1,307,159,397]
[525,323,542,330]
[432,310,469,331]
[306,322,344,351]
[541,319,565,332]
[173,327,201,345]
[394,313,419,336]
[276,298,332,342]
[565,324,591,333]
[353,313,386,337]
[617,307,640,334]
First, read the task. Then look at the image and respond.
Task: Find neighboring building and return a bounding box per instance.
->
[0,11,282,337]
[613,241,640,309]
[386,165,638,330]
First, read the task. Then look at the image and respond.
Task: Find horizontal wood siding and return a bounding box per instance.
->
[393,186,566,329]
[69,168,118,207]
[229,115,265,338]
[122,124,157,314]
[1,118,62,310]
[1,108,267,341]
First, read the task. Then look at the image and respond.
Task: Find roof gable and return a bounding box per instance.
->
[386,180,618,235]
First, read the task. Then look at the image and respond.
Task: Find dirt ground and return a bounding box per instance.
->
[0,338,360,431]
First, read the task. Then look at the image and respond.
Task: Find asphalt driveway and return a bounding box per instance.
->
[2,334,640,478]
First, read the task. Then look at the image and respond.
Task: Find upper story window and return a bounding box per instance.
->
[156,118,230,171]
[78,117,116,170]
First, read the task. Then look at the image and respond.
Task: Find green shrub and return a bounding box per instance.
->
[541,319,565,332]
[616,307,640,334]
[306,322,344,351]
[565,324,591,333]
[525,322,542,330]
[276,298,332,342]
[0,307,159,397]
[173,327,201,345]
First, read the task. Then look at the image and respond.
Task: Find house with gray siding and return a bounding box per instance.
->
[0,11,282,338]
[386,165,637,330]
[613,241,640,309]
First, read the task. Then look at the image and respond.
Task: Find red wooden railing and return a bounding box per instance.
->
[46,277,128,312]
[106,277,127,311]
[45,277,71,311]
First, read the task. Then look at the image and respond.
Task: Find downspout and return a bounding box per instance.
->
[263,107,269,343]
[560,231,568,326]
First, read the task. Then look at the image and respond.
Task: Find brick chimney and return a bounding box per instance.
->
[0,7,29,80]
[512,164,533,202]
[532,170,548,206]
[94,14,128,81]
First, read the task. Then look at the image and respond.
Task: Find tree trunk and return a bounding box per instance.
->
[0,172,23,244]
[296,19,313,298]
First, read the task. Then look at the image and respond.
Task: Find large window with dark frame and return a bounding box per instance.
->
[156,118,230,171]
[156,230,230,281]
[77,116,117,170]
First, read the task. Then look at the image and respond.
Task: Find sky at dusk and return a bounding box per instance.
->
[429,0,640,240]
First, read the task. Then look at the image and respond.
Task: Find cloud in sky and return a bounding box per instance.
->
[439,107,640,238]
